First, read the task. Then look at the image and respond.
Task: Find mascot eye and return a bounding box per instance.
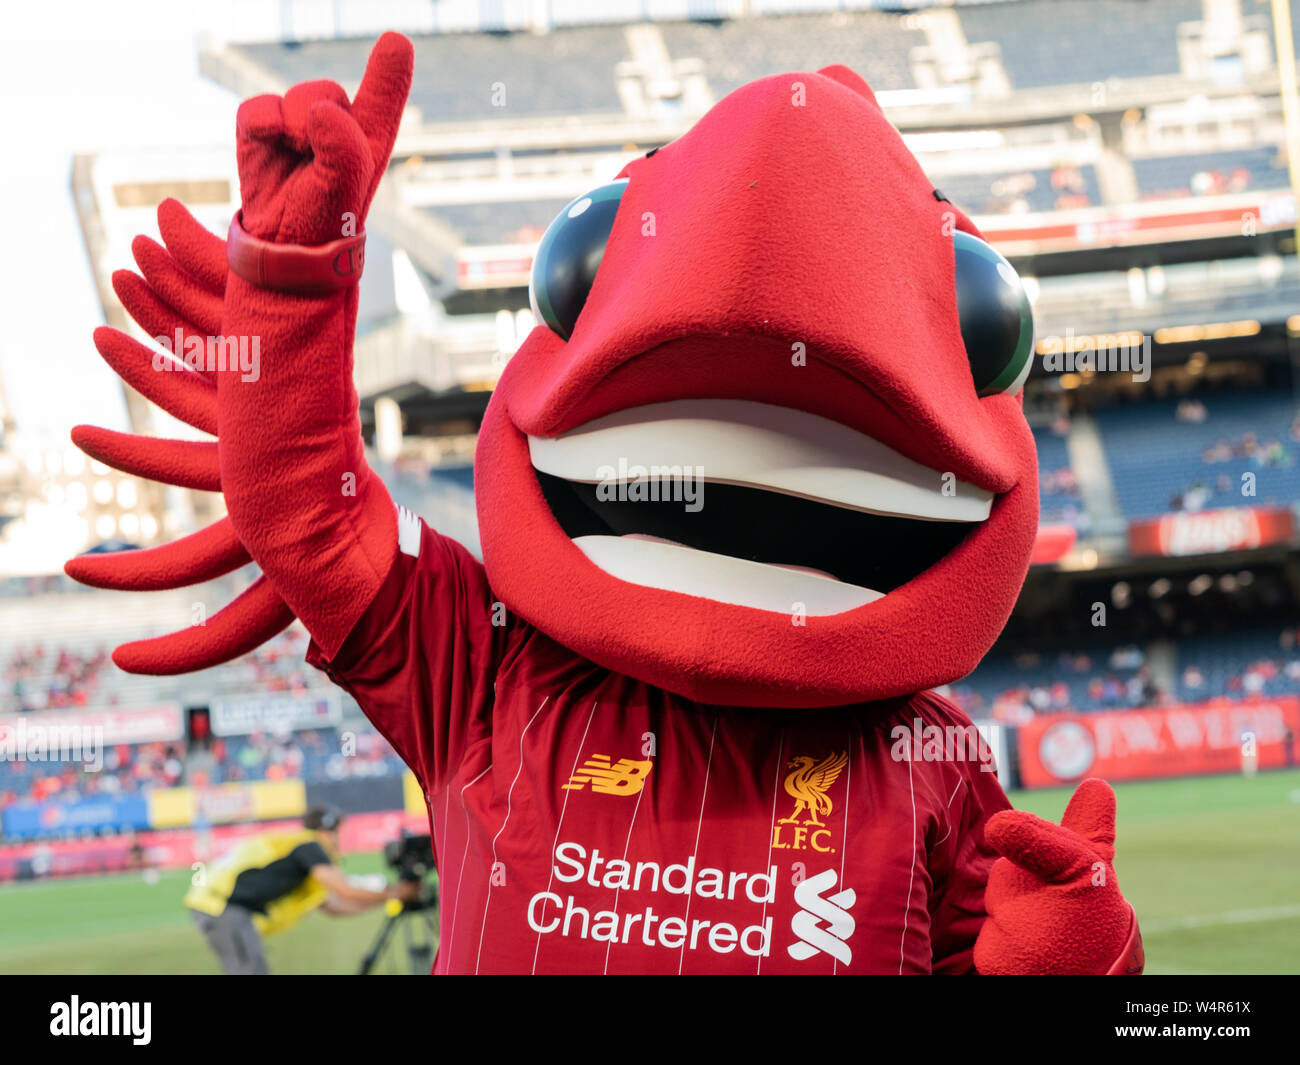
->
[530,179,629,341]
[953,230,1034,397]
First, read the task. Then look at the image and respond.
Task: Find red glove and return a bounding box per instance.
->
[234,35,409,245]
[974,778,1144,974]
[217,34,414,659]
[67,37,414,671]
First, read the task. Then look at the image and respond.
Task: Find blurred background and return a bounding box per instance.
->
[1,0,1298,974]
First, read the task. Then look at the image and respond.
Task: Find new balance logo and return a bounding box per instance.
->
[788,869,856,965]
[562,754,653,795]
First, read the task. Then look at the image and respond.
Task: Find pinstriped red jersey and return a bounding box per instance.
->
[308,519,1011,974]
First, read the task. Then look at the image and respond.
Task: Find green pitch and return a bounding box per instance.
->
[0,851,425,975]
[0,769,1297,974]
[1012,767,1300,975]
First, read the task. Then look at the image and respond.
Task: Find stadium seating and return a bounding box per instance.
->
[239,27,634,121]
[934,165,1101,216]
[425,199,571,245]
[0,741,184,806]
[1175,625,1300,700]
[656,11,922,95]
[954,624,1300,717]
[211,726,404,786]
[1033,423,1086,527]
[955,0,1200,89]
[1096,392,1300,520]
[0,720,405,807]
[951,643,1157,717]
[234,0,1292,108]
[1132,147,1290,200]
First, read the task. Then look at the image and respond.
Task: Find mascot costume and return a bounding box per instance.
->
[68,34,1144,974]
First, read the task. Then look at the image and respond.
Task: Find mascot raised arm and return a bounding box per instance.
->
[68,33,1143,974]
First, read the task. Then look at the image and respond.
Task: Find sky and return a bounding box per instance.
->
[0,0,242,448]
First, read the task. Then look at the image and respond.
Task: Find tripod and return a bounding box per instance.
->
[358,893,438,975]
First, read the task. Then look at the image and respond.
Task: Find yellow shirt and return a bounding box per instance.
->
[185,829,330,936]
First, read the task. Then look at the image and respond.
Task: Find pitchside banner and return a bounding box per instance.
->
[1127,505,1295,558]
[0,809,427,881]
[2,796,151,841]
[0,704,183,748]
[147,779,307,828]
[209,692,341,736]
[1019,697,1300,788]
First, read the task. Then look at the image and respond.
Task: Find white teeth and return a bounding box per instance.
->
[571,535,885,615]
[528,398,992,522]
[530,399,994,612]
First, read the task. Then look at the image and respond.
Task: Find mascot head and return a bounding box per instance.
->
[475,65,1038,708]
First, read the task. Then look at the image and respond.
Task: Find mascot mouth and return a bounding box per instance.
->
[528,399,995,615]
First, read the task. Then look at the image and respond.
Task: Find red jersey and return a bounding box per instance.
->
[308,518,1010,974]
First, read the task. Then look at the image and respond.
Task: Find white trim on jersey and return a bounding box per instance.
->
[397,505,422,559]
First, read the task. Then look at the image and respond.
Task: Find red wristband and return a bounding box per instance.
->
[226,212,366,295]
[1105,904,1145,975]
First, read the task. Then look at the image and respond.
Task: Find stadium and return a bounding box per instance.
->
[1,0,1299,980]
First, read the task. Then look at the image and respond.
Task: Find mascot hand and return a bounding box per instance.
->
[234,31,413,245]
[974,778,1144,974]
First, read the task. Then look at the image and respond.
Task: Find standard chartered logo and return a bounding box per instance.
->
[528,842,776,957]
[787,869,856,965]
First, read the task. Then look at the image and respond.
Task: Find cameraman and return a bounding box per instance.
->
[185,805,417,974]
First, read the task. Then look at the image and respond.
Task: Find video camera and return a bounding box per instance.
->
[360,831,439,974]
[383,831,436,885]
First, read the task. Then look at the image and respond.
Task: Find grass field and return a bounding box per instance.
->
[0,851,422,975]
[1,769,1297,974]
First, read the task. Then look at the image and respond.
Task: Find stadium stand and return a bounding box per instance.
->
[1176,625,1300,700]
[425,198,571,245]
[209,727,405,786]
[1096,392,1300,520]
[935,164,1101,215]
[0,741,184,806]
[1033,422,1087,528]
[1,622,332,715]
[956,0,1202,89]
[952,643,1160,718]
[4,643,108,713]
[655,11,922,95]
[1132,146,1291,200]
[0,718,405,807]
[239,27,635,119]
[230,0,1295,105]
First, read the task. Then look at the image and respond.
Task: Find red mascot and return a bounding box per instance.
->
[69,34,1143,974]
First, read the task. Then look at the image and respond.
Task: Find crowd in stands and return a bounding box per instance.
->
[0,721,406,807]
[1033,417,1089,529]
[5,644,110,713]
[936,164,1100,217]
[1167,405,1295,513]
[236,627,323,696]
[3,626,329,716]
[950,644,1164,722]
[0,742,184,807]
[951,625,1300,720]
[1098,391,1300,520]
[1177,626,1300,701]
[1133,148,1290,202]
[199,726,404,786]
